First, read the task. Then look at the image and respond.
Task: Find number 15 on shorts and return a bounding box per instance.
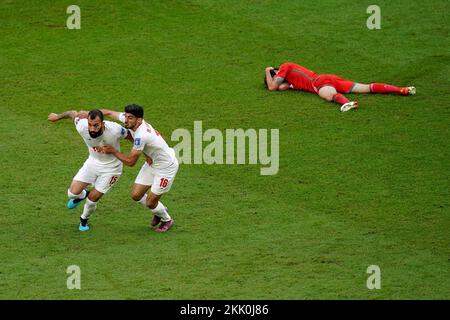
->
[109,176,119,186]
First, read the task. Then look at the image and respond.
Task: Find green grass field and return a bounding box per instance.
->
[0,0,449,299]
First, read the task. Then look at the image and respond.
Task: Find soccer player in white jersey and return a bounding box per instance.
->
[47,109,129,231]
[100,104,179,233]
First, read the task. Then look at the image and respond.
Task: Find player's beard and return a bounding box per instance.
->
[124,122,134,130]
[89,128,103,138]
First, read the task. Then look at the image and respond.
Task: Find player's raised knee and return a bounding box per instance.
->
[318,86,337,102]
[146,197,158,209]
[87,189,103,202]
[131,191,143,202]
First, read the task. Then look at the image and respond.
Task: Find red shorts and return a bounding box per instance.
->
[313,74,356,94]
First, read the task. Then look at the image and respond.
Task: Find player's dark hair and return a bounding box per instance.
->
[125,104,144,118]
[264,68,279,88]
[88,109,104,121]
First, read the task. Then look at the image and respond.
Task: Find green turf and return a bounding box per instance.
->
[0,0,449,299]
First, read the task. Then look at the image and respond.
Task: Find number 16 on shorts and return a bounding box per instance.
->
[152,176,174,195]
[159,178,169,188]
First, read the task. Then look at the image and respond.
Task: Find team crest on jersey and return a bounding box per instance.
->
[121,128,126,136]
[134,138,141,146]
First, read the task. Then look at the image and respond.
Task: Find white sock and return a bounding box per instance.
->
[151,201,171,222]
[137,194,148,208]
[81,198,97,220]
[68,189,86,200]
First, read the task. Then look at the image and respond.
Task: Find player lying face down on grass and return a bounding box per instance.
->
[47,109,130,231]
[264,62,416,112]
[99,104,179,233]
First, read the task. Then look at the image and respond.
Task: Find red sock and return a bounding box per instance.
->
[333,93,350,105]
[370,83,405,94]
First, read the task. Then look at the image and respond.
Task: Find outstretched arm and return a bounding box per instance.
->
[101,145,142,167]
[265,67,285,91]
[101,109,123,121]
[278,82,291,91]
[48,110,84,122]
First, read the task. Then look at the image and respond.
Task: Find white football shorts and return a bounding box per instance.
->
[73,158,123,194]
[135,159,179,195]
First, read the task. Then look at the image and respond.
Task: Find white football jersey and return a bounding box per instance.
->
[119,113,176,169]
[75,117,128,167]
